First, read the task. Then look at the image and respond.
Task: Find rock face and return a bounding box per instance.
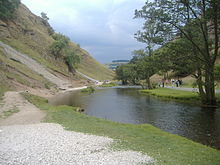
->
[0,20,11,38]
[0,41,72,89]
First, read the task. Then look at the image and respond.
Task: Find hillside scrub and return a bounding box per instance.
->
[49,33,80,72]
[23,93,220,165]
[80,86,95,93]
[0,0,20,20]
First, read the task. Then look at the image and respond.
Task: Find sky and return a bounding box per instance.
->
[21,0,146,64]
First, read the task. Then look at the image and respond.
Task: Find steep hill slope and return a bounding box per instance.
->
[0,3,114,95]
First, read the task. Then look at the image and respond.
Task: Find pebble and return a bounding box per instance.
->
[0,123,153,165]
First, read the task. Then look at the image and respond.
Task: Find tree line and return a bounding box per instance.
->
[116,0,220,106]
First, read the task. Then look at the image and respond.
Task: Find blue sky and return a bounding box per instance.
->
[21,0,146,63]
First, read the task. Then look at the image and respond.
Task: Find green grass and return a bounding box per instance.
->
[140,88,200,101]
[0,83,8,102]
[0,49,53,88]
[139,88,220,105]
[99,82,116,87]
[80,86,95,93]
[23,93,220,165]
[0,108,19,118]
[1,39,68,75]
[76,47,115,81]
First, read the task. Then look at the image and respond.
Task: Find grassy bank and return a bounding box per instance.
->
[99,82,117,87]
[139,88,220,105]
[80,86,95,93]
[140,88,200,101]
[23,93,220,165]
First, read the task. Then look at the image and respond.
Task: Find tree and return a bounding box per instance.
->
[64,49,80,73]
[49,33,80,73]
[49,33,69,58]
[49,40,66,59]
[131,49,157,89]
[135,0,220,105]
[41,12,49,21]
[0,0,20,20]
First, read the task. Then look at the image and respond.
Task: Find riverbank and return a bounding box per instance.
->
[140,88,220,106]
[23,92,220,165]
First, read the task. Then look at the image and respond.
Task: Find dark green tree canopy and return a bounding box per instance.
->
[41,12,49,21]
[134,0,220,105]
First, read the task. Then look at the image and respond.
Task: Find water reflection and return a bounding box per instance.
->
[49,88,220,149]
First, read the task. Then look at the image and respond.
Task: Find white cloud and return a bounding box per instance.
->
[21,0,146,63]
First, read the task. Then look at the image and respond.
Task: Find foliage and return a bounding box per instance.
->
[52,33,70,43]
[140,88,200,102]
[99,82,116,87]
[115,49,157,88]
[41,12,49,21]
[135,0,220,105]
[49,40,66,58]
[0,108,19,118]
[64,49,80,72]
[0,0,20,20]
[214,66,220,80]
[115,64,138,85]
[80,86,95,93]
[49,33,80,72]
[24,93,220,165]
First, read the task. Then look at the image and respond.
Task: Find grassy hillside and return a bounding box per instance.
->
[0,3,114,93]
[68,42,115,81]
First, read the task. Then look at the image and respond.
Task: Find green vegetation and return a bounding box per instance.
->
[0,0,20,20]
[78,51,115,81]
[140,88,200,101]
[1,3,114,85]
[133,0,220,105]
[23,93,220,165]
[0,49,53,88]
[80,86,95,93]
[1,38,69,76]
[49,33,80,72]
[64,49,80,72]
[99,82,116,87]
[0,81,8,102]
[140,88,220,105]
[0,108,19,118]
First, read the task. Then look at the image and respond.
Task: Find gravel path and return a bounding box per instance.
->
[0,91,45,126]
[0,123,153,165]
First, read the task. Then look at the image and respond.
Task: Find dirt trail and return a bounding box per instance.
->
[0,91,45,126]
[0,41,71,89]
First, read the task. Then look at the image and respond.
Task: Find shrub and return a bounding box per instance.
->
[0,0,21,20]
[64,49,80,72]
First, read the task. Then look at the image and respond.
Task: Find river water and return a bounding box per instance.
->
[49,87,220,149]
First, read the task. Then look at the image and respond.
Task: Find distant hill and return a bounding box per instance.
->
[0,3,114,93]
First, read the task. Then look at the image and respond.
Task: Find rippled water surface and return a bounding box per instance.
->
[50,87,220,149]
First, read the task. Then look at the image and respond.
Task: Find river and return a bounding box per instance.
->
[49,87,220,149]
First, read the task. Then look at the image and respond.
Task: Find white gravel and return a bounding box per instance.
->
[0,123,153,165]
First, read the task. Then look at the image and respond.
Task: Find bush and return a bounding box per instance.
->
[64,49,80,72]
[49,33,69,58]
[0,0,21,20]
[80,86,95,93]
[49,40,66,58]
